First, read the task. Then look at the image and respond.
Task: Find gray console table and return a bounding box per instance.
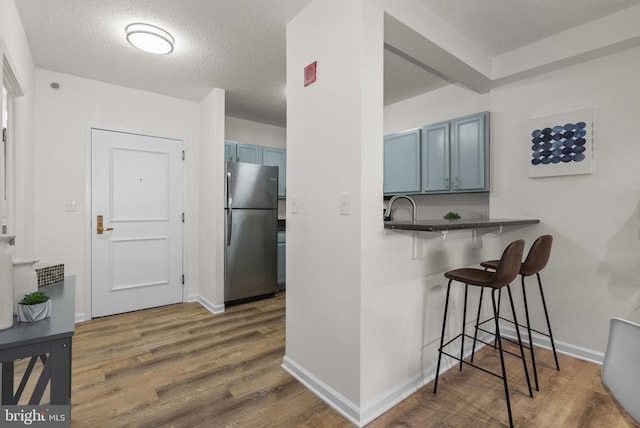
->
[0,277,75,405]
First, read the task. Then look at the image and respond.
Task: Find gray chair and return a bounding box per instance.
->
[601,317,640,423]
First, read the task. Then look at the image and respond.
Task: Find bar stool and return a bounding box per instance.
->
[474,234,558,391]
[433,239,532,428]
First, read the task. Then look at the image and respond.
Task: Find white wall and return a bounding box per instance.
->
[285,0,367,411]
[225,116,285,149]
[287,0,640,424]
[285,1,499,424]
[199,89,226,309]
[490,46,640,352]
[33,69,201,319]
[365,11,640,420]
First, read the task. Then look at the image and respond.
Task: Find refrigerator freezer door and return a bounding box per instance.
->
[226,162,278,209]
[225,209,278,302]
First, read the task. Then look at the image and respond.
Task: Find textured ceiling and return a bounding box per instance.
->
[419,0,640,56]
[15,0,640,127]
[15,0,311,127]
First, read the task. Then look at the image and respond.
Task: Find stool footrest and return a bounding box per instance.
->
[439,350,505,380]
[439,333,528,367]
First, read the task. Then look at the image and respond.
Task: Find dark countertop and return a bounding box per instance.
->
[384,218,540,232]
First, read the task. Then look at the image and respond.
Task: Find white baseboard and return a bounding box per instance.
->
[282,333,492,427]
[281,356,362,426]
[187,294,225,315]
[75,295,226,322]
[500,325,605,364]
[284,328,605,426]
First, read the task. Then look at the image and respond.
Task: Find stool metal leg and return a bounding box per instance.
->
[470,287,484,363]
[507,284,533,398]
[537,272,560,371]
[492,288,514,428]
[434,279,453,394]
[459,284,469,371]
[494,288,503,349]
[521,275,539,391]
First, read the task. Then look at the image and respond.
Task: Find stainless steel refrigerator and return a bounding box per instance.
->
[224,162,278,303]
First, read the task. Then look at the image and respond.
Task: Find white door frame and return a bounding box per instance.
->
[84,125,188,321]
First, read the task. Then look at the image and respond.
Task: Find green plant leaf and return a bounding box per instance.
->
[19,291,50,305]
[443,211,461,220]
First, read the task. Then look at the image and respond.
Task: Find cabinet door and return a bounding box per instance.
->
[422,122,450,192]
[236,143,263,164]
[262,147,286,198]
[224,141,236,162]
[383,129,421,194]
[450,112,488,192]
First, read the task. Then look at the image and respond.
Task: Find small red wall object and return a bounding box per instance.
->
[304,61,317,86]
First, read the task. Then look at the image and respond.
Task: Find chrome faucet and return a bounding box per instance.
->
[384,195,417,222]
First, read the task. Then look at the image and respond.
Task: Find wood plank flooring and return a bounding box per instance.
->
[58,293,638,427]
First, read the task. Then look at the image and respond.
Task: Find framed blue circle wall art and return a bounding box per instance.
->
[528,108,593,178]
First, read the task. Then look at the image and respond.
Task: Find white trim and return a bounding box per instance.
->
[187,294,225,314]
[83,127,92,319]
[84,125,187,320]
[0,38,25,254]
[500,325,605,364]
[282,327,609,426]
[281,355,362,426]
[360,331,494,425]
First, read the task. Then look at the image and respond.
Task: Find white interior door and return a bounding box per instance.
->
[91,128,184,317]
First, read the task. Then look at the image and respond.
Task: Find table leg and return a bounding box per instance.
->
[49,338,72,405]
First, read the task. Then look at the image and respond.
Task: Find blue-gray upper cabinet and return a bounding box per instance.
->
[383,129,421,194]
[422,121,450,192]
[236,143,263,164]
[225,141,236,162]
[449,112,489,192]
[262,147,286,198]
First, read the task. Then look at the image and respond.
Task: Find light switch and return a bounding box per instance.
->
[339,192,351,215]
[65,199,77,212]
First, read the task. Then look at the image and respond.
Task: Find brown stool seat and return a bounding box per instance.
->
[434,239,532,428]
[474,234,558,393]
[479,259,500,270]
[445,268,504,288]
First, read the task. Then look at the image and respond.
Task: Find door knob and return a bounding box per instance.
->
[96,215,114,234]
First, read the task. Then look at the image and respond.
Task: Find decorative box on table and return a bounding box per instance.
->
[34,262,65,286]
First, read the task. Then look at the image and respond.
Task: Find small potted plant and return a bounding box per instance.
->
[443,211,461,220]
[17,291,51,322]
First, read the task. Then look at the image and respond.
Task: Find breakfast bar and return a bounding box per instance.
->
[384,218,540,232]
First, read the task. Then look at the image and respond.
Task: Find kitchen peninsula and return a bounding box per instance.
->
[384,218,539,231]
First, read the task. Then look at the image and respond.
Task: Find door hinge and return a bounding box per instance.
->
[182,274,185,285]
[182,212,185,223]
[182,150,185,160]
[2,128,6,143]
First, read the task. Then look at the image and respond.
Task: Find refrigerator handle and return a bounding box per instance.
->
[226,171,232,246]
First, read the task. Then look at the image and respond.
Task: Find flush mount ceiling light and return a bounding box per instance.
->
[125,23,174,55]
